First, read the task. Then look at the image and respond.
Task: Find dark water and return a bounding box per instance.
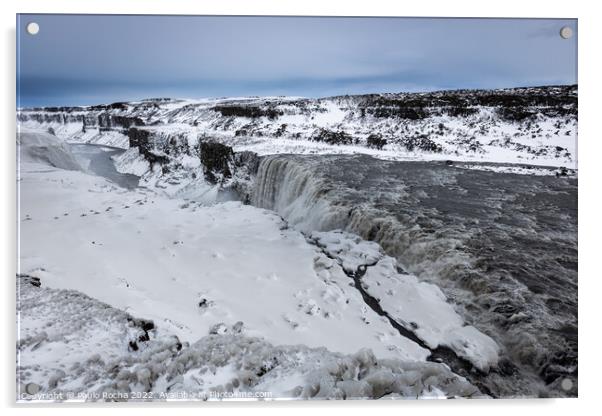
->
[253,154,577,398]
[69,144,139,189]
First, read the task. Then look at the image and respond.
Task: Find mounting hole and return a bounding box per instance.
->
[25,382,40,395]
[26,22,40,35]
[560,26,573,39]
[561,378,573,391]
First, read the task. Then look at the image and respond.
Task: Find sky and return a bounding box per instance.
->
[16,15,577,107]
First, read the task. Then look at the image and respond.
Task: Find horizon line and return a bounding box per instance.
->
[18,82,578,110]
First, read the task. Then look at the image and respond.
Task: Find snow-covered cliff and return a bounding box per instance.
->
[18,85,578,169]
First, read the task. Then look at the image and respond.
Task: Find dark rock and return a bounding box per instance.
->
[213,105,282,120]
[366,134,387,150]
[556,166,569,177]
[125,317,155,351]
[199,141,234,184]
[18,274,41,287]
[234,151,261,175]
[398,134,442,153]
[128,128,169,166]
[311,128,354,145]
[141,321,155,332]
[98,113,143,132]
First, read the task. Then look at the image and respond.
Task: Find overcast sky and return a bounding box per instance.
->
[17,15,577,107]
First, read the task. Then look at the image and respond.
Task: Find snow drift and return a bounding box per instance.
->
[18,129,82,171]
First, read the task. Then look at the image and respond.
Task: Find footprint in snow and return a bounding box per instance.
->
[117,277,130,288]
[282,315,302,330]
[197,297,215,314]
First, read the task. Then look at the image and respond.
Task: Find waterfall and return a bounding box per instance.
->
[250,153,579,398]
[253,155,350,232]
[251,155,463,281]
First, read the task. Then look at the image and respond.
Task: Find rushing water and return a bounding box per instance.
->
[69,144,139,189]
[252,154,577,398]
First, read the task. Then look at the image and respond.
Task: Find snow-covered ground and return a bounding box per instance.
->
[311,231,499,373]
[17,276,480,401]
[17,85,578,171]
[18,155,424,362]
[17,130,500,400]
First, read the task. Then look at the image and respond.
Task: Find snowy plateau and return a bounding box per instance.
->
[17,85,577,401]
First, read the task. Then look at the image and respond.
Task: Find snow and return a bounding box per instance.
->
[112,147,150,176]
[18,119,129,148]
[18,85,578,171]
[18,128,82,171]
[453,163,575,176]
[311,231,500,372]
[18,132,430,363]
[16,85,578,399]
[305,100,347,125]
[226,133,576,170]
[17,277,481,401]
[16,129,502,400]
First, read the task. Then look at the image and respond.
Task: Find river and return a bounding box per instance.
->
[69,143,139,189]
[252,154,578,397]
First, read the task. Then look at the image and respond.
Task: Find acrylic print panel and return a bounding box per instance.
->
[16,14,577,401]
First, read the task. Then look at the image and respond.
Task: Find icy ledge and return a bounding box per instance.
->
[310,230,500,373]
[17,276,482,401]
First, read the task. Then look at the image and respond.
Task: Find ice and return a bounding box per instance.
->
[112,147,150,176]
[17,276,482,400]
[310,231,383,272]
[311,230,500,372]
